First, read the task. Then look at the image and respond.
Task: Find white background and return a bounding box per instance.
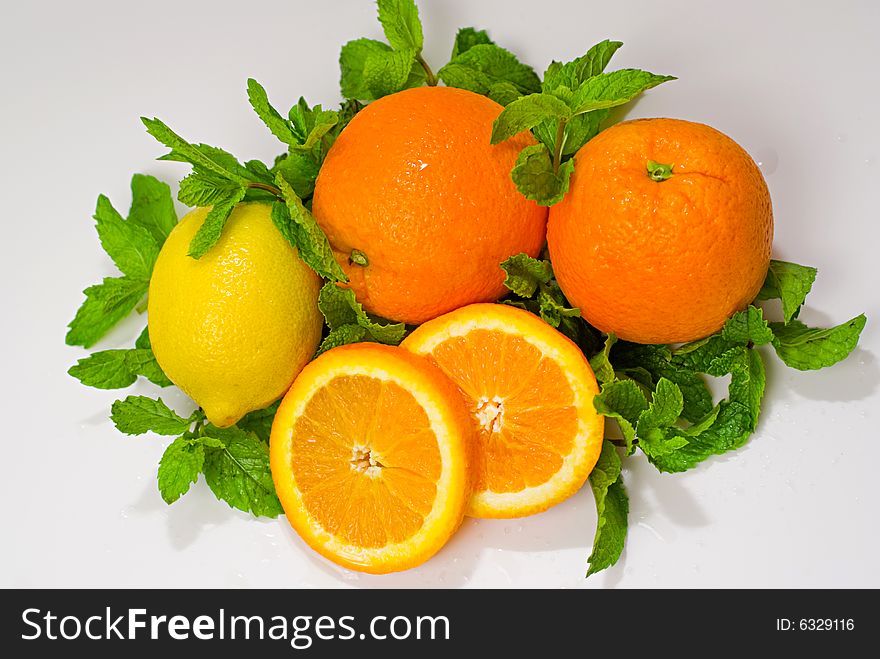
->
[1,0,878,588]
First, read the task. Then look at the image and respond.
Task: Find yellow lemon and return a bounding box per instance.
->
[148,202,322,427]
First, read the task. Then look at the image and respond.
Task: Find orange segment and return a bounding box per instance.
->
[402,303,604,518]
[269,343,472,574]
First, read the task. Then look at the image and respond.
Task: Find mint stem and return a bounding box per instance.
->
[248,181,282,196]
[552,119,568,174]
[418,54,438,86]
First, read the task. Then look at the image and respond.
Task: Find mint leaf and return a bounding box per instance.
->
[69,350,138,389]
[490,93,571,144]
[592,379,648,453]
[721,306,774,346]
[543,39,623,93]
[451,27,493,58]
[509,143,575,206]
[141,118,247,183]
[288,98,339,151]
[68,346,171,389]
[500,253,553,297]
[340,38,393,100]
[123,348,173,387]
[273,179,348,281]
[756,259,818,323]
[128,174,177,244]
[487,82,523,106]
[318,324,369,355]
[536,287,580,327]
[236,401,280,444]
[274,151,321,200]
[66,277,148,348]
[586,441,628,577]
[202,426,283,517]
[94,194,159,280]
[317,282,405,351]
[439,44,541,98]
[135,326,151,350]
[246,78,298,147]
[157,437,205,504]
[728,347,765,429]
[377,0,423,52]
[637,378,684,431]
[570,69,675,115]
[769,315,866,371]
[186,187,248,258]
[178,172,242,207]
[589,333,618,385]
[110,396,200,436]
[364,48,419,98]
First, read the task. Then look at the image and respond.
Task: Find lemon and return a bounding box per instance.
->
[148,202,323,427]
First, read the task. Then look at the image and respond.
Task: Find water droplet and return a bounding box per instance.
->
[836,133,847,143]
[754,147,779,175]
[504,526,512,535]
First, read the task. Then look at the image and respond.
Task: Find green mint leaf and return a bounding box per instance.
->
[536,287,580,328]
[68,349,137,389]
[123,348,173,388]
[66,276,148,348]
[364,48,418,99]
[274,152,321,200]
[756,259,818,323]
[721,306,774,346]
[500,253,553,297]
[128,174,177,244]
[246,78,297,147]
[451,27,493,58]
[586,441,628,577]
[141,118,247,183]
[236,401,280,444]
[186,187,248,258]
[439,44,541,98]
[636,378,684,432]
[510,143,575,206]
[244,160,275,185]
[340,38,393,100]
[728,347,766,430]
[573,39,624,84]
[201,426,283,517]
[110,395,200,436]
[94,194,159,280]
[487,82,523,106]
[157,437,205,504]
[318,281,405,346]
[288,98,339,151]
[543,39,623,94]
[377,0,424,52]
[592,379,648,454]
[135,326,151,350]
[178,172,243,207]
[491,93,571,144]
[614,343,713,423]
[589,334,618,385]
[318,324,369,355]
[769,314,866,371]
[570,69,675,115]
[274,179,348,282]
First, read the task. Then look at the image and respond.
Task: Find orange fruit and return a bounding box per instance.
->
[312,86,548,325]
[269,343,472,574]
[402,303,604,518]
[548,118,773,344]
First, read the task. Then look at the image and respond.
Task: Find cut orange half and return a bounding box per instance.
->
[269,343,472,574]
[402,303,604,518]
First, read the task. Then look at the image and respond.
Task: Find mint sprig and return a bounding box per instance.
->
[317,282,406,354]
[67,175,176,348]
[586,441,628,577]
[491,41,674,206]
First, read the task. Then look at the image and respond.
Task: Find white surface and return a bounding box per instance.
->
[1,0,878,588]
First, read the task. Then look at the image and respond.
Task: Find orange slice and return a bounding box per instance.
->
[402,303,604,518]
[269,343,472,574]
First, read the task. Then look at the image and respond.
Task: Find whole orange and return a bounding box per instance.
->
[547,118,773,344]
[312,86,547,325]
